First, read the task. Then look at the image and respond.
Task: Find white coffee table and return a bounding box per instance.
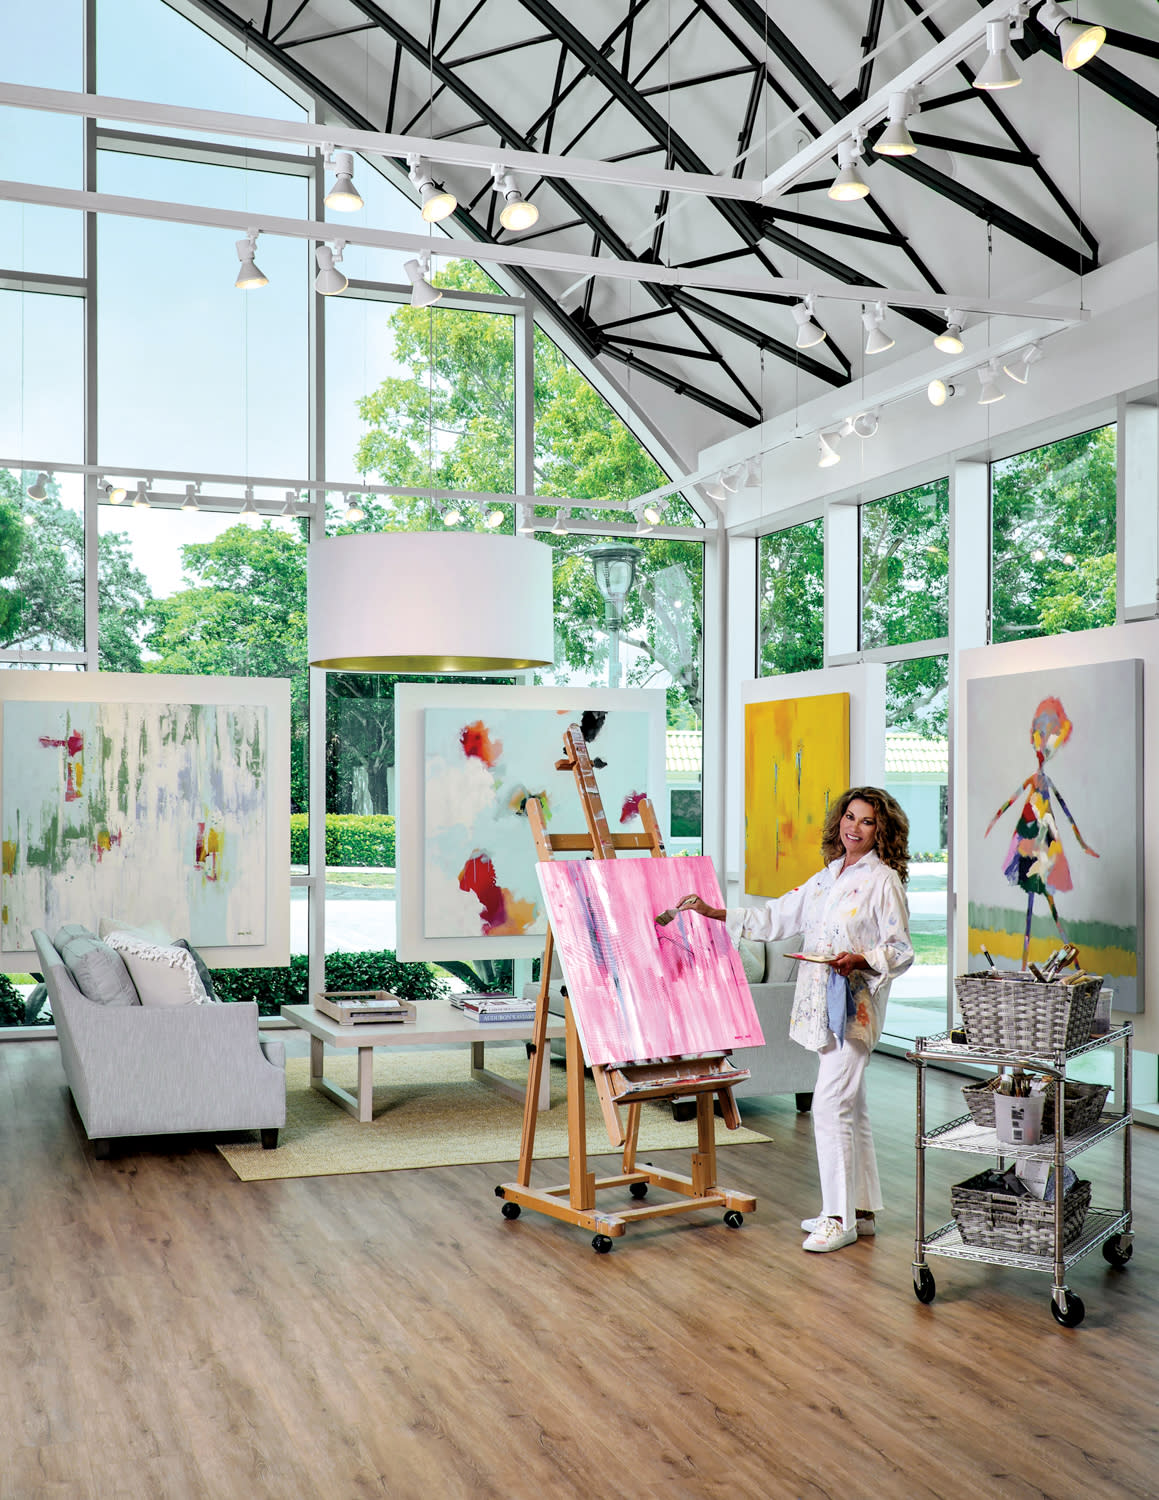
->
[283,1000,566,1124]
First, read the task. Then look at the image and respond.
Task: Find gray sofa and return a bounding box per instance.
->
[525,933,818,1111]
[34,928,287,1157]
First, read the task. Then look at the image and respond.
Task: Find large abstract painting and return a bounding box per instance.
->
[2,699,269,950]
[536,855,763,1066]
[423,705,652,942]
[745,693,850,898]
[967,659,1143,1011]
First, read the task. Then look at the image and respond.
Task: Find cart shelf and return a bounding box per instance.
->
[922,1110,1129,1160]
[923,1208,1131,1275]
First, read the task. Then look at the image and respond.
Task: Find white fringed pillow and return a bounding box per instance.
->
[103,931,212,1007]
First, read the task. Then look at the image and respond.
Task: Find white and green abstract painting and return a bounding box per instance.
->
[1,700,268,949]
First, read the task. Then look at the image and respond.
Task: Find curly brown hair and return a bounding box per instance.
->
[820,786,910,883]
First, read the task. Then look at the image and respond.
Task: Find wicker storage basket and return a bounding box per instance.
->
[950,1170,1091,1254]
[954,972,1102,1052]
[961,1076,1004,1127]
[1039,1080,1111,1138]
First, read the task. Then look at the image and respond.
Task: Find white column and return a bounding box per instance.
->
[824,499,860,663]
[700,525,732,892]
[718,532,756,902]
[1119,397,1159,621]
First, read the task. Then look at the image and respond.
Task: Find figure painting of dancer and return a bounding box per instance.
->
[984,695,1099,969]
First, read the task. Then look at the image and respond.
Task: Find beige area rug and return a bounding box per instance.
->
[218,1047,771,1181]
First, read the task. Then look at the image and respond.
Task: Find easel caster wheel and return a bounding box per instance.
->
[1102,1237,1133,1267]
[629,1182,648,1200]
[1051,1293,1085,1328]
[723,1210,743,1229]
[501,1202,521,1220]
[592,1235,614,1254]
[913,1267,936,1304]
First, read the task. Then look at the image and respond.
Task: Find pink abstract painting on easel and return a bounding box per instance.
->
[536,855,764,1066]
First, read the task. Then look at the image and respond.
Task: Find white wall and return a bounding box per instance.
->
[958,622,1159,1052]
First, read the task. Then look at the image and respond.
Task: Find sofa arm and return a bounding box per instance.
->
[259,1036,286,1069]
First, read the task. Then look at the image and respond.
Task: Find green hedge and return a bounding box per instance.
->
[208,949,445,1017]
[0,973,30,1027]
[290,813,395,867]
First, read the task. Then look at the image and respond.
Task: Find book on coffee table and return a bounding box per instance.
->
[462,995,536,1024]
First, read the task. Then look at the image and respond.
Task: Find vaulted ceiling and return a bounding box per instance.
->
[193,0,1159,462]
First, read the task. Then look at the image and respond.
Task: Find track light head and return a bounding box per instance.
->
[442,502,463,527]
[551,506,571,534]
[323,148,364,212]
[494,170,539,232]
[240,485,261,525]
[792,296,827,349]
[403,256,442,308]
[314,241,348,295]
[862,302,894,355]
[637,500,664,530]
[927,378,958,407]
[851,410,879,438]
[484,506,506,529]
[132,479,151,509]
[1037,1,1105,69]
[934,311,965,354]
[26,471,50,500]
[1002,343,1044,384]
[704,479,728,503]
[408,156,457,222]
[828,138,869,201]
[974,18,1022,90]
[517,506,537,534]
[721,467,742,493]
[977,362,1006,405]
[234,228,267,289]
[344,494,366,524]
[817,431,842,468]
[182,483,200,512]
[874,92,917,157]
[280,490,299,517]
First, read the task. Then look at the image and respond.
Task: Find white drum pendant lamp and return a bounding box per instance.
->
[308,531,555,671]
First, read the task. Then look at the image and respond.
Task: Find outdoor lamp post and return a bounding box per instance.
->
[588,542,640,688]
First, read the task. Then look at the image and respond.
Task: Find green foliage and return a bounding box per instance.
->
[208,949,446,1016]
[861,480,949,650]
[0,470,153,668]
[146,521,309,807]
[0,972,28,1027]
[758,517,825,676]
[438,958,513,994]
[289,813,396,866]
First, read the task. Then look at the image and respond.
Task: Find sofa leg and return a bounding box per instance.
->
[260,1129,279,1150]
[795,1092,814,1114]
[92,1138,112,1160]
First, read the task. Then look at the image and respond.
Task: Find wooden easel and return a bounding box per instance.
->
[495,724,756,1251]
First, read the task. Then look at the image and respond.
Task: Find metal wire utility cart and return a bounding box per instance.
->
[907,1025,1133,1328]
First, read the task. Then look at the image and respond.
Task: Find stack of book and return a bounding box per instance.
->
[458,994,537,1024]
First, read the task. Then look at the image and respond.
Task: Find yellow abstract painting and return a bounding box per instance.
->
[745,694,850,897]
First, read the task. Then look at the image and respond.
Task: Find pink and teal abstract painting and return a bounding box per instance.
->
[536,855,764,1066]
[2,700,268,949]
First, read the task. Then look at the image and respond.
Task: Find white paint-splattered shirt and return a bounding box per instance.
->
[725,851,913,1053]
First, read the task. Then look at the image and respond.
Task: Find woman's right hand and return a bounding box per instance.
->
[656,893,726,925]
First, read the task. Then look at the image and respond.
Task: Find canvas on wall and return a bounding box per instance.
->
[423,705,652,942]
[2,699,269,950]
[966,659,1143,1012]
[744,693,850,898]
[536,854,764,1066]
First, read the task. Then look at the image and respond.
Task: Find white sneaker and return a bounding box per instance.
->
[802,1217,859,1253]
[800,1214,876,1238]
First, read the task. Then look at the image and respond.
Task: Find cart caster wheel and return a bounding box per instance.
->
[501,1202,521,1220]
[723,1210,744,1229]
[913,1267,936,1304]
[1102,1237,1133,1267]
[629,1182,648,1199]
[1051,1293,1085,1328]
[592,1234,614,1254]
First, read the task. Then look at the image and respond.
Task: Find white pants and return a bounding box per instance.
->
[813,1037,883,1230]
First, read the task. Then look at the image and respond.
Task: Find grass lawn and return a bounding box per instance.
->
[324,869,396,890]
[912,932,947,965]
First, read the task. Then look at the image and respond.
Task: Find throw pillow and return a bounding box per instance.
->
[173,938,219,1003]
[104,932,211,1007]
[738,938,766,985]
[98,915,174,946]
[53,926,140,1007]
[765,936,803,986]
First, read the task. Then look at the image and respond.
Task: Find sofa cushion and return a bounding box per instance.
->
[104,932,212,1007]
[738,938,766,985]
[173,938,220,1003]
[53,925,140,1007]
[764,936,803,985]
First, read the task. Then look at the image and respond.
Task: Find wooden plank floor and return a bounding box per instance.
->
[1,1038,1156,1500]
